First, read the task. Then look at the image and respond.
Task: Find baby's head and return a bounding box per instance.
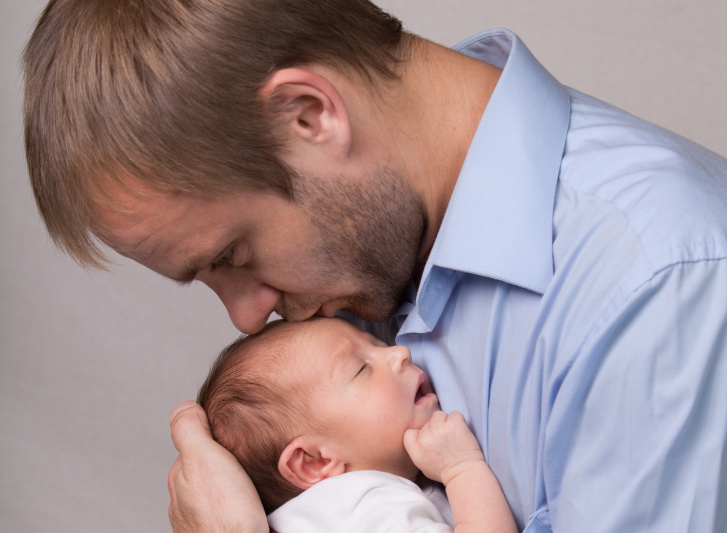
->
[198,317,439,513]
[197,319,309,513]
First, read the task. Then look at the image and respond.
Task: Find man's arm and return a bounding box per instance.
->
[405,411,517,533]
[168,401,268,533]
[546,259,727,532]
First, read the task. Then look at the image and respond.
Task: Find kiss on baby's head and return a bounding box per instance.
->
[198,317,440,514]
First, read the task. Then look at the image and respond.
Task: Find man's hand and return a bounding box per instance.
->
[168,401,269,533]
[403,410,485,485]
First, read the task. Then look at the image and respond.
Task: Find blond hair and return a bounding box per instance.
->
[23,0,407,268]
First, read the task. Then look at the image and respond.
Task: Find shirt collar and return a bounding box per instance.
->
[407,29,571,332]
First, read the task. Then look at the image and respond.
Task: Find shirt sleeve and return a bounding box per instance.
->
[545,259,727,532]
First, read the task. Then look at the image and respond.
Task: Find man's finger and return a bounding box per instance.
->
[168,455,181,499]
[169,401,213,454]
[169,400,198,423]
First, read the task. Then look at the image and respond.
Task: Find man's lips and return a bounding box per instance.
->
[279,302,335,321]
[315,303,339,318]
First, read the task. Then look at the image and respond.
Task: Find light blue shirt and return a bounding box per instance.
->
[388,29,727,532]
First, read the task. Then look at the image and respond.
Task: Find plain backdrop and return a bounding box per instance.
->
[1,1,726,531]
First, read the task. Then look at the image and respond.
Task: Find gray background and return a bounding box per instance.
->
[2,1,726,531]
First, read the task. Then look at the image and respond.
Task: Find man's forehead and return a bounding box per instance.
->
[92,189,166,252]
[92,171,167,226]
[92,173,219,248]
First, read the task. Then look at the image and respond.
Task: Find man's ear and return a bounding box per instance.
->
[278,435,346,490]
[259,68,351,157]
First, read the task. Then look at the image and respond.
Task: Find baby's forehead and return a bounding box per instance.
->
[251,318,363,375]
[252,321,320,370]
[277,319,355,369]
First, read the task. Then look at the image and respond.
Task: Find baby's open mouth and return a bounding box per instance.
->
[415,375,433,404]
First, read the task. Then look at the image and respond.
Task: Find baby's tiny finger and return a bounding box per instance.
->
[403,427,420,451]
[428,410,447,426]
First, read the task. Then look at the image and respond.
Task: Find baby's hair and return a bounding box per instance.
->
[197,319,313,514]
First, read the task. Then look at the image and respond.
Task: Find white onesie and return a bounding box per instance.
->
[267,470,454,532]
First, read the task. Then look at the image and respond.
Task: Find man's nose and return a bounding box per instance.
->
[200,271,281,334]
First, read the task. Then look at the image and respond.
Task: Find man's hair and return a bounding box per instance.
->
[197,319,314,514]
[23,0,408,268]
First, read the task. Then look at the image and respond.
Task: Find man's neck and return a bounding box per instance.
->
[387,36,502,265]
[312,35,501,270]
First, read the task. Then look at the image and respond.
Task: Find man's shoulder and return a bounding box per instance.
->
[547,100,727,344]
[558,89,727,268]
[562,89,727,202]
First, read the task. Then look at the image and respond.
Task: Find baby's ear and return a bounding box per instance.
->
[278,435,345,490]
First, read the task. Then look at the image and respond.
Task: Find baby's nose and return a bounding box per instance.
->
[388,345,411,370]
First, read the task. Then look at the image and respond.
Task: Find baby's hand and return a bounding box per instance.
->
[403,411,485,486]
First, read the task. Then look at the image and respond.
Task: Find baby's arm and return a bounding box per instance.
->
[404,411,517,533]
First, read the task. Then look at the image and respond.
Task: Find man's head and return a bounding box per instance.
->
[23,0,408,267]
[23,0,424,332]
[198,317,440,513]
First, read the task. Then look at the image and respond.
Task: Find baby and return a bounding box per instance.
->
[198,317,515,533]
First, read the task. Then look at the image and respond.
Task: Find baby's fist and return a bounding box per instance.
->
[404,411,485,485]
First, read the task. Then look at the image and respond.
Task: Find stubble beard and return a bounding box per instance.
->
[280,164,426,323]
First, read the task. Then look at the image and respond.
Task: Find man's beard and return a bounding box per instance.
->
[281,164,427,323]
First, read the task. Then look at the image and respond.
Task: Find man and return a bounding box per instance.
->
[23,1,727,532]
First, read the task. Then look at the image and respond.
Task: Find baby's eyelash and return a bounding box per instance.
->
[355,362,369,377]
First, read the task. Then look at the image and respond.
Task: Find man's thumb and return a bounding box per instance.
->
[169,401,213,454]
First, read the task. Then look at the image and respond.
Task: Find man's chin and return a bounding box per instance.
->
[340,298,402,323]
